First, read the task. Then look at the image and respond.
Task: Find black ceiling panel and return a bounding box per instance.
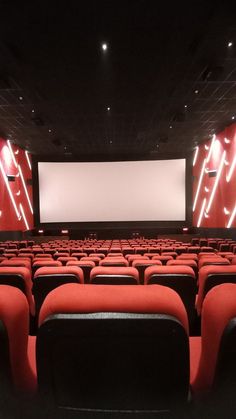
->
[0,0,235,158]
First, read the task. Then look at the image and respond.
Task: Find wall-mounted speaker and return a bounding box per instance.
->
[208,170,217,177]
[7,175,15,182]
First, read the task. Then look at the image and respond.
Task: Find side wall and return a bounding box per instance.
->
[193,123,236,229]
[0,138,33,234]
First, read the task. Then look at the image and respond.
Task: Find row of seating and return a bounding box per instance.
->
[1,282,236,415]
[0,236,235,250]
[0,261,236,333]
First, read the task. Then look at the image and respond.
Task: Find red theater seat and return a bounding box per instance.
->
[191,284,236,403]
[177,253,198,262]
[37,283,189,412]
[33,266,84,320]
[90,266,139,284]
[132,259,162,284]
[32,260,63,276]
[66,260,95,283]
[54,252,70,259]
[0,259,31,271]
[198,257,230,270]
[0,285,36,394]
[80,256,101,265]
[0,267,34,316]
[145,265,197,327]
[57,256,78,266]
[107,252,123,257]
[196,265,236,315]
[71,252,88,259]
[167,259,198,277]
[126,254,148,264]
[152,255,174,265]
[99,257,129,267]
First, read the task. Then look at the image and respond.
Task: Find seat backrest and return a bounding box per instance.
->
[152,255,174,265]
[196,265,236,315]
[99,258,129,267]
[90,266,139,284]
[198,257,230,270]
[132,259,162,284]
[37,283,189,412]
[57,257,78,266]
[0,259,31,270]
[0,285,36,394]
[80,256,101,265]
[0,267,34,315]
[66,260,95,283]
[33,266,84,319]
[192,284,236,402]
[145,265,197,326]
[32,260,63,276]
[167,259,198,277]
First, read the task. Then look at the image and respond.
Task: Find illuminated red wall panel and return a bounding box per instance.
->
[193,123,236,228]
[0,138,34,231]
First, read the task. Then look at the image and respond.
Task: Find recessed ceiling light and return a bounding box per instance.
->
[232,116,235,120]
[107,107,110,111]
[109,140,112,144]
[102,43,108,51]
[184,105,188,108]
[48,129,52,133]
[228,41,233,47]
[31,109,35,113]
[19,96,23,101]
[194,89,199,94]
[169,125,172,129]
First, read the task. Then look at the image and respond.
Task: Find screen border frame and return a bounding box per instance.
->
[33,152,192,231]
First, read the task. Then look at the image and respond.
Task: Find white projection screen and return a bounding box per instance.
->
[38,159,186,223]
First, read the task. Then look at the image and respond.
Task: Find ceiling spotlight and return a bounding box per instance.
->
[48,129,52,133]
[169,125,173,129]
[107,107,110,111]
[31,109,35,113]
[232,116,235,120]
[228,41,233,47]
[19,96,23,101]
[184,105,188,108]
[102,43,108,51]
[194,89,199,94]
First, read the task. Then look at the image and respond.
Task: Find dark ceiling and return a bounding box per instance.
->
[0,0,236,158]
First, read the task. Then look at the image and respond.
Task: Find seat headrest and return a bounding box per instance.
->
[39,283,189,334]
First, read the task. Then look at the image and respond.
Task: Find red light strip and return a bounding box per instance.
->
[193,146,199,167]
[206,151,226,214]
[19,203,29,230]
[193,159,207,212]
[226,154,236,182]
[206,135,215,163]
[25,151,32,170]
[197,198,207,227]
[7,140,17,168]
[227,204,236,228]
